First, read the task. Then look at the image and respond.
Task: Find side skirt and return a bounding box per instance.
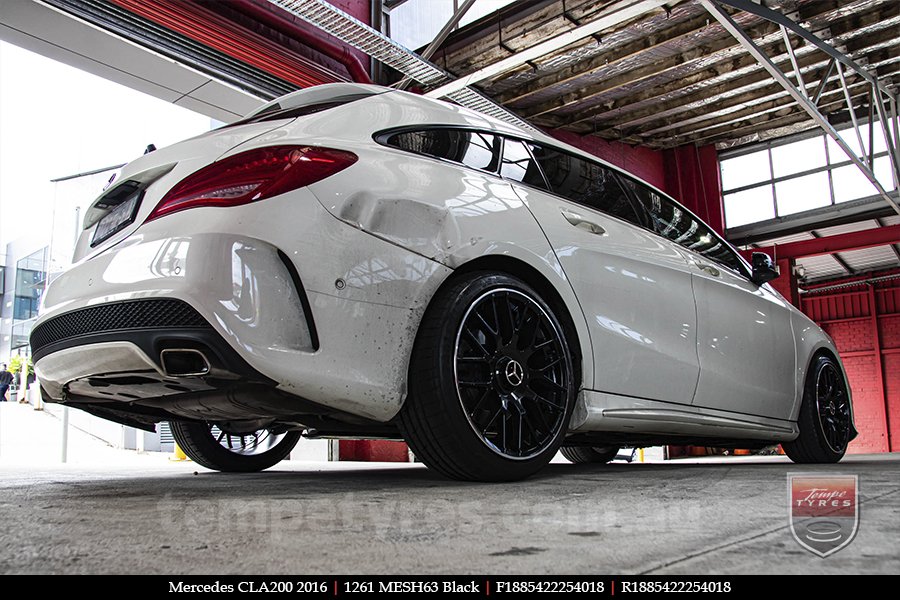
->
[569,389,798,443]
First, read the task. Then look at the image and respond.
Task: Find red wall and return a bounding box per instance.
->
[663,145,725,235]
[339,440,410,462]
[801,274,900,453]
[327,0,369,22]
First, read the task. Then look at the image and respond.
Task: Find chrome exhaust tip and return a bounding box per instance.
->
[160,348,210,377]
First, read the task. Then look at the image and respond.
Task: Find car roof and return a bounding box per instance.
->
[257,83,675,203]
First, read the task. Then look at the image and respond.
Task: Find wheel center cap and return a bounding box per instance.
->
[504,359,525,387]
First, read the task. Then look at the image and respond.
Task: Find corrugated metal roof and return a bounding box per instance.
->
[431,0,900,149]
[837,245,900,272]
[797,254,851,282]
[813,220,879,236]
[749,232,815,247]
[749,215,899,284]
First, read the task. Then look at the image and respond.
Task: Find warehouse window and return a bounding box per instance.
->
[720,120,897,229]
[389,0,519,50]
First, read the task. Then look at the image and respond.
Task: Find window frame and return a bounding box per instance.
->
[374,125,509,180]
[617,172,751,279]
[521,141,648,229]
[375,125,751,281]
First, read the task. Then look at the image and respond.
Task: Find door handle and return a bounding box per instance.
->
[694,262,720,277]
[561,208,606,235]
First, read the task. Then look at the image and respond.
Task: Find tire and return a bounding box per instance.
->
[400,272,577,481]
[170,421,301,472]
[560,446,619,464]
[783,354,854,464]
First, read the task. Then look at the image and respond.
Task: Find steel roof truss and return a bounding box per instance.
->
[701,0,900,217]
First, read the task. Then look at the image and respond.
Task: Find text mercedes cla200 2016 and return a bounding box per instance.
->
[32,83,856,481]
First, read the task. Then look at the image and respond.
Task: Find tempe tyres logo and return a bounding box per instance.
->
[788,474,858,557]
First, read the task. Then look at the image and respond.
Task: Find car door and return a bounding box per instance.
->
[503,139,700,404]
[622,178,797,420]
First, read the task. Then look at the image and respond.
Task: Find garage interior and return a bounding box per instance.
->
[0,0,898,574]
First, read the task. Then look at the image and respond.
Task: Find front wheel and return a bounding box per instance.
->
[560,446,619,464]
[783,355,854,463]
[401,272,577,481]
[170,421,300,472]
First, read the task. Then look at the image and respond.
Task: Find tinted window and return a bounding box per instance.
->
[386,129,500,172]
[623,178,744,273]
[499,139,547,188]
[527,144,642,226]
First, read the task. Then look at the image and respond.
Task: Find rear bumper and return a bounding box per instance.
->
[32,299,271,401]
[33,192,452,421]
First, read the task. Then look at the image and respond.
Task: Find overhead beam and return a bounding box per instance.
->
[671,75,891,149]
[562,9,900,132]
[606,55,900,146]
[875,218,900,263]
[727,195,899,247]
[396,0,478,90]
[631,53,899,139]
[434,0,575,75]
[520,14,795,120]
[811,231,854,275]
[494,11,718,105]
[717,0,883,89]
[745,224,900,261]
[267,0,534,130]
[424,0,669,99]
[644,60,899,144]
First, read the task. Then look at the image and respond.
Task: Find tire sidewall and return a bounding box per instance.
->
[172,421,300,472]
[430,273,576,479]
[806,355,849,460]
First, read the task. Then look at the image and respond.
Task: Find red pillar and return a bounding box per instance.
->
[769,258,800,307]
[338,440,410,462]
[868,285,892,451]
[663,144,725,235]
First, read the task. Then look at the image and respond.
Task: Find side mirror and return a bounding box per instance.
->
[751,252,779,286]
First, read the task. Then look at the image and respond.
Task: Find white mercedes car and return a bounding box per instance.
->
[32,83,855,481]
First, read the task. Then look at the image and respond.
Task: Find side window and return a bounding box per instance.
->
[527,143,643,227]
[499,139,547,189]
[624,179,744,273]
[385,129,500,172]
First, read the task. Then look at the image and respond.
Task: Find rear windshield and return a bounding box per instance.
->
[224,93,375,128]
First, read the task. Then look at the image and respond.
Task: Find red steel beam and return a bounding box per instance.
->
[742,224,900,260]
[108,0,345,90]
[229,0,371,84]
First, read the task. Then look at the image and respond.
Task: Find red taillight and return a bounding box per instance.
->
[147,145,357,221]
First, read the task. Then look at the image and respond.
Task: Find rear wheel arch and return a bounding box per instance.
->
[434,255,586,390]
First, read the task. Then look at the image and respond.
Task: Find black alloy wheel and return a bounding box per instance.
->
[400,272,576,481]
[814,361,852,454]
[170,420,301,472]
[454,288,571,460]
[783,354,854,463]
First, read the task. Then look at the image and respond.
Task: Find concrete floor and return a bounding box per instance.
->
[0,404,898,574]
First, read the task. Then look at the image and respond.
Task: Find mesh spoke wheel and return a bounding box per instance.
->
[784,355,855,464]
[400,272,576,481]
[454,288,570,460]
[814,362,852,454]
[170,420,300,472]
[209,425,288,457]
